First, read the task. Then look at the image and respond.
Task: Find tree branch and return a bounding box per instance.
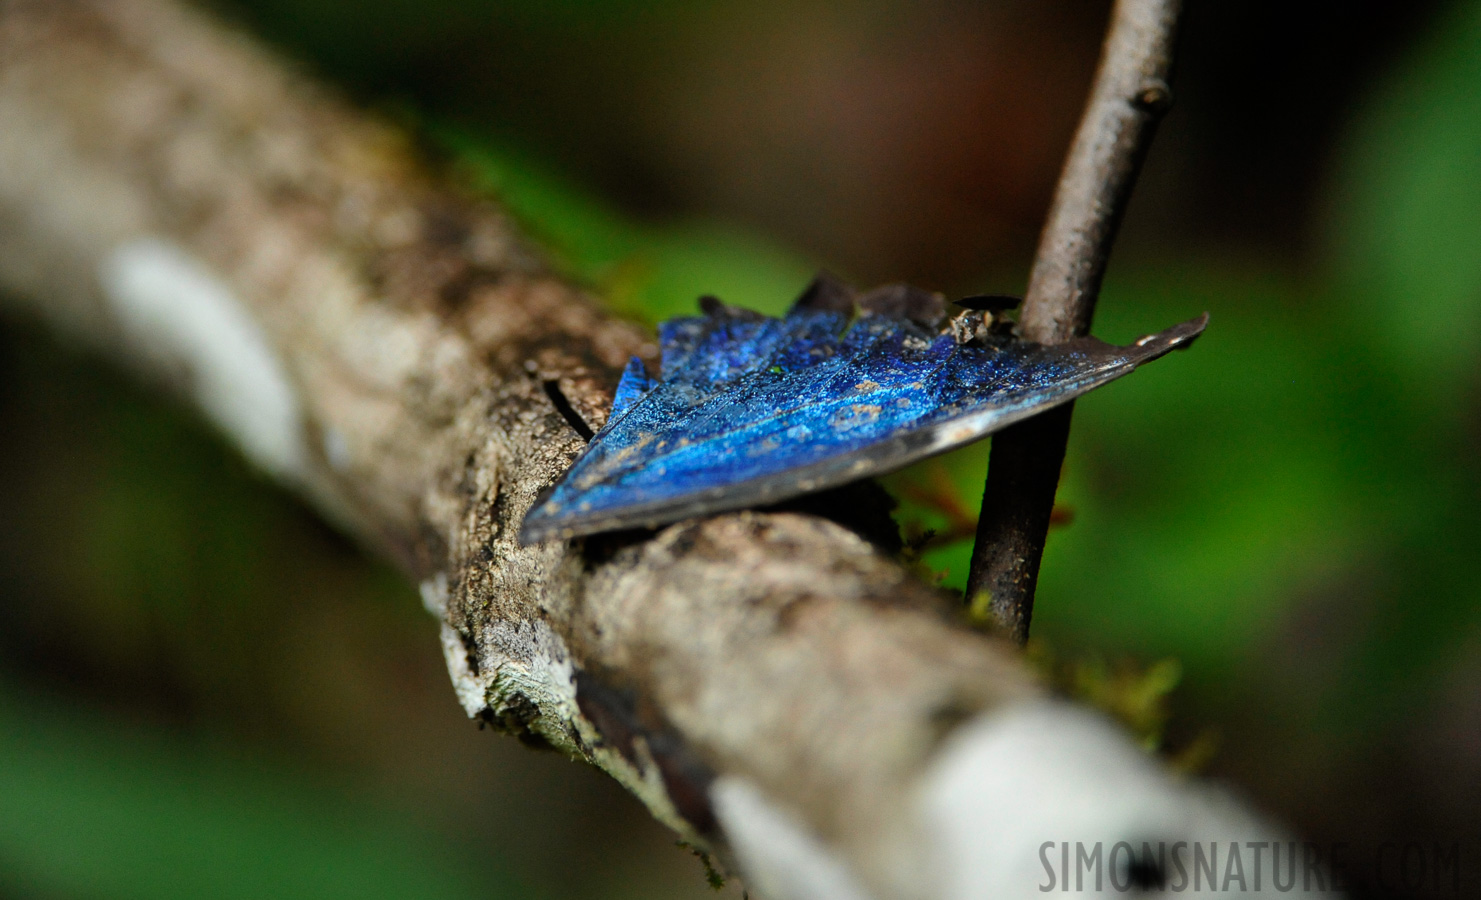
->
[966,0,1183,643]
[0,2,1302,898]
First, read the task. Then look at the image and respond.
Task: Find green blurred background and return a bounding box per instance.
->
[2,0,1479,896]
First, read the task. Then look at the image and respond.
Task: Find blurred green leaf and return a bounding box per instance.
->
[1328,0,1481,385]
[442,128,817,322]
[0,685,530,900]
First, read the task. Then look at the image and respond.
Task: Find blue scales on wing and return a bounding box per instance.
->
[518,274,1207,544]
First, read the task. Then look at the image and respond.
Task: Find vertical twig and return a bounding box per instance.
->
[965,0,1183,643]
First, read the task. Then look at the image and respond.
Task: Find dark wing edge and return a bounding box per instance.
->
[1119,310,1208,360]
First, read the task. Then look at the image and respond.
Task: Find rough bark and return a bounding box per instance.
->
[0,3,1312,899]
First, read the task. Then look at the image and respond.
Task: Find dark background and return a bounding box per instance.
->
[2,0,1478,897]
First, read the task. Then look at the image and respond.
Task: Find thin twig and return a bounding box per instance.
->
[965,0,1183,643]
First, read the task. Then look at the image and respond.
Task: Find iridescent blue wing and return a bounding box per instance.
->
[519,279,1206,544]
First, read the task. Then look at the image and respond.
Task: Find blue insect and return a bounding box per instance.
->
[519,274,1206,544]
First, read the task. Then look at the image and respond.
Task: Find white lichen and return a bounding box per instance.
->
[321,425,352,473]
[100,239,304,478]
[712,776,876,900]
[438,621,490,718]
[419,573,449,617]
[913,701,1323,899]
